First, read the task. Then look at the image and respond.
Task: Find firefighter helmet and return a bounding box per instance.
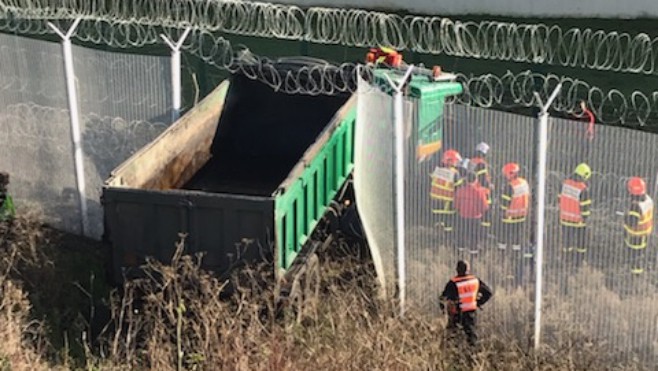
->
[627,177,646,196]
[475,142,490,155]
[502,162,520,180]
[574,163,592,180]
[442,149,462,167]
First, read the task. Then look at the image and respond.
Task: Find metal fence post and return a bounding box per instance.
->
[47,18,88,237]
[532,84,562,349]
[384,66,414,317]
[161,28,192,123]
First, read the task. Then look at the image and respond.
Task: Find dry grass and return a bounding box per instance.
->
[0,214,653,370]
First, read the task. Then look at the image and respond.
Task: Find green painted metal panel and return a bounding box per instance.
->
[274,110,357,271]
[372,68,463,160]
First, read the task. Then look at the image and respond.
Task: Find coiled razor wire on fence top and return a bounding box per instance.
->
[1,20,656,125]
[3,0,658,77]
[188,30,658,126]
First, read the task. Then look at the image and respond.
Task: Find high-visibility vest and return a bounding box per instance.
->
[470,157,490,184]
[430,167,459,202]
[450,275,479,314]
[559,179,587,227]
[625,197,654,242]
[504,178,530,221]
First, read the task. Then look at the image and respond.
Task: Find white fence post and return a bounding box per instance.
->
[47,19,89,237]
[161,28,191,123]
[384,66,414,317]
[532,84,562,349]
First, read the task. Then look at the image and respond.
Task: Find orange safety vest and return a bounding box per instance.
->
[450,275,479,314]
[559,179,587,226]
[430,166,459,202]
[625,197,654,242]
[504,178,530,221]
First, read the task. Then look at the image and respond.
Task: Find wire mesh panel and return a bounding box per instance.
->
[405,101,538,338]
[73,45,172,239]
[0,33,81,233]
[542,117,658,364]
[354,76,396,296]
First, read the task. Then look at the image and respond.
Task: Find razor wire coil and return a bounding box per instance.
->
[3,0,658,77]
[2,9,658,125]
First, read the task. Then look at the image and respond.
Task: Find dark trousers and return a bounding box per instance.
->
[498,220,526,246]
[447,311,478,346]
[457,217,484,253]
[625,245,647,274]
[434,200,456,233]
[561,225,587,268]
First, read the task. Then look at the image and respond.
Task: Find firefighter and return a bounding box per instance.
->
[624,177,654,275]
[497,162,530,251]
[0,172,15,223]
[454,172,489,257]
[558,163,592,268]
[365,47,403,67]
[440,260,493,346]
[471,142,493,228]
[430,149,464,238]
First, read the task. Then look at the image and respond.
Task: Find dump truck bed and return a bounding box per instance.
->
[103,74,355,284]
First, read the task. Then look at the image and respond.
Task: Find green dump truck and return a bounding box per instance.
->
[102,63,462,285]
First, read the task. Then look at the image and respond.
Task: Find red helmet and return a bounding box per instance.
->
[442,149,462,167]
[502,162,520,180]
[627,177,646,196]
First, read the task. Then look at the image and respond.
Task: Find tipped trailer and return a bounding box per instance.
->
[102,72,356,284]
[102,55,462,286]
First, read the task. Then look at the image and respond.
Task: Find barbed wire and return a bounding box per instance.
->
[454,70,658,126]
[191,31,658,126]
[2,0,658,77]
[2,24,656,126]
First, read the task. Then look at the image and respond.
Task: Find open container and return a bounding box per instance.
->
[103,73,357,284]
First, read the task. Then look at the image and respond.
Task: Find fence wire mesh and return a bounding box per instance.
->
[0,33,172,239]
[405,102,537,340]
[368,92,658,363]
[0,33,80,233]
[73,45,171,239]
[541,117,658,364]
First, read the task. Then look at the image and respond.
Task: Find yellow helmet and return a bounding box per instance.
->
[574,163,591,180]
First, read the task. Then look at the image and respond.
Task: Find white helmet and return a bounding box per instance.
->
[476,142,490,155]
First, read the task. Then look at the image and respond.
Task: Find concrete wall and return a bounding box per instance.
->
[268,0,658,18]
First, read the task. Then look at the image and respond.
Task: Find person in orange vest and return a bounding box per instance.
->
[624,177,654,275]
[440,260,493,346]
[471,142,493,229]
[558,163,592,268]
[454,172,490,257]
[497,163,530,251]
[430,149,464,238]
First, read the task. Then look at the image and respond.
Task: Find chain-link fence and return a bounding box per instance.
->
[355,75,658,364]
[0,32,172,239]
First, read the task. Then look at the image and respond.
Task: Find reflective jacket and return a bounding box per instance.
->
[470,156,491,190]
[454,183,489,219]
[449,275,480,314]
[501,177,530,223]
[430,166,462,202]
[559,179,591,227]
[624,196,654,249]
